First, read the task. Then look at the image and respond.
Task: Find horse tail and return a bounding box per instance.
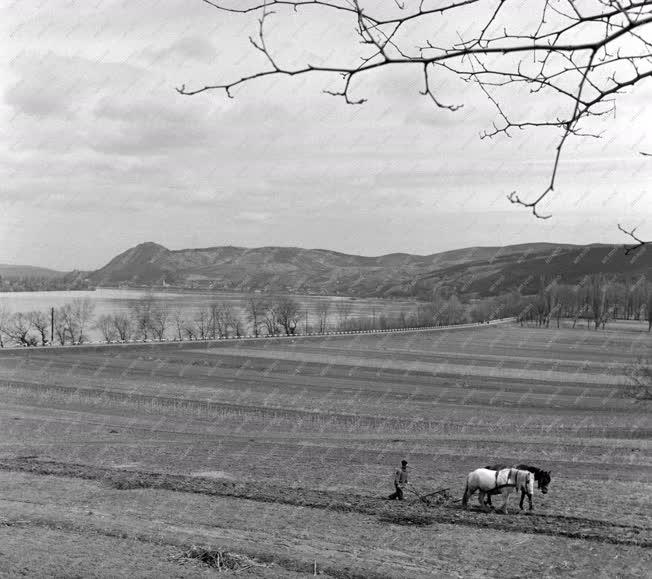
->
[462,476,469,506]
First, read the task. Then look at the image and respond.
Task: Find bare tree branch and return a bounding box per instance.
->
[180,0,652,238]
[618,224,649,254]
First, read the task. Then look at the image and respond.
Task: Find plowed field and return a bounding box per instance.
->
[0,321,649,577]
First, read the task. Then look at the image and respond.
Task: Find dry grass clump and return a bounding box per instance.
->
[180,545,267,572]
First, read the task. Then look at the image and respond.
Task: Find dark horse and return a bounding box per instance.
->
[484,464,551,509]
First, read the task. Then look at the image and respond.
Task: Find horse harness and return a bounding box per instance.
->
[493,468,527,491]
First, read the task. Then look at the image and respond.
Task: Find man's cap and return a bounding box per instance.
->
[401,460,408,466]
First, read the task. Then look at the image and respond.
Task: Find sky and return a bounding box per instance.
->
[2,0,651,271]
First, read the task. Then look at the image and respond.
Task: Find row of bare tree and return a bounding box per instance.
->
[0,298,95,347]
[499,275,652,331]
[96,294,472,343]
[0,292,477,347]
[1,279,650,347]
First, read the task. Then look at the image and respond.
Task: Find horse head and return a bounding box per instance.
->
[537,470,551,494]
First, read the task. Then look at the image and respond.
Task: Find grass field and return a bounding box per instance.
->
[0,321,649,577]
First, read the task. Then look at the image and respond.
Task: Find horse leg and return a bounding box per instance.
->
[462,481,472,508]
[498,488,511,514]
[486,491,493,508]
[519,489,534,510]
[478,490,489,511]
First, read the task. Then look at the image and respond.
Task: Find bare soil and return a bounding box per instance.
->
[0,322,649,577]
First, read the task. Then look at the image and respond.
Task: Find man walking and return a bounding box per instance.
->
[388,459,409,500]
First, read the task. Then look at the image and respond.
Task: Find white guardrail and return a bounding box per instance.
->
[0,318,516,351]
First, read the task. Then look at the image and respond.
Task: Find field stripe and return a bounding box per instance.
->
[185,346,627,385]
[0,458,648,548]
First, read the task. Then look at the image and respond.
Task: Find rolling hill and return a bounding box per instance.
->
[87,241,652,299]
[0,265,64,278]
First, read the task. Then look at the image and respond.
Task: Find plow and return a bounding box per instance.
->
[405,485,453,506]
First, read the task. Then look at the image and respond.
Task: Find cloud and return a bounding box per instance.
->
[89,97,214,155]
[4,81,72,117]
[4,50,227,160]
[139,36,218,67]
[239,211,271,223]
[4,53,144,117]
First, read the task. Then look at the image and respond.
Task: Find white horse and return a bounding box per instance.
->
[462,468,534,513]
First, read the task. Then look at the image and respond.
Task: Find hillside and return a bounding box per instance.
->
[87,241,652,299]
[0,265,91,292]
[0,264,64,278]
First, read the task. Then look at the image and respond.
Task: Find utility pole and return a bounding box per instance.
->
[50,307,54,344]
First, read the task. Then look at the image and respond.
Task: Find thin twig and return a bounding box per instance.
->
[618,224,648,254]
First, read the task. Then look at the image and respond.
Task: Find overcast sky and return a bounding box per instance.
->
[2,0,651,271]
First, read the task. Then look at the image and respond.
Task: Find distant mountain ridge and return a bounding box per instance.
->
[0,264,64,278]
[87,241,652,299]
[0,264,92,292]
